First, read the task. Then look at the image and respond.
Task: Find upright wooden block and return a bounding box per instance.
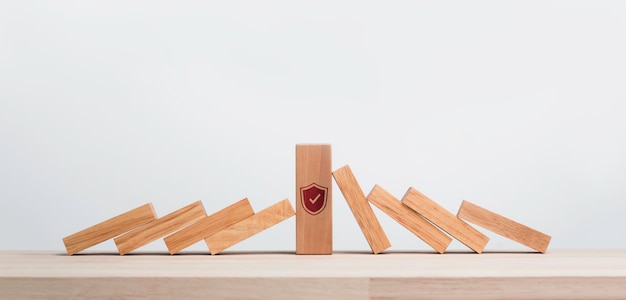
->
[205,199,295,255]
[163,199,254,254]
[367,185,452,253]
[114,201,206,255]
[296,144,332,254]
[333,165,390,254]
[62,203,157,255]
[402,187,489,253]
[457,200,552,253]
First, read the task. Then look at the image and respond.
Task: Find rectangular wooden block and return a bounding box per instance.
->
[205,199,295,255]
[163,198,254,254]
[457,200,552,253]
[114,201,207,255]
[296,144,332,254]
[333,165,391,254]
[62,203,157,255]
[402,187,489,253]
[367,185,452,254]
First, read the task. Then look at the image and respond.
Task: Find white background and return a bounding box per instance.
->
[1,1,625,253]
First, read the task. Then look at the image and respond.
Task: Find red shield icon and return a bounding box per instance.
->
[300,183,328,215]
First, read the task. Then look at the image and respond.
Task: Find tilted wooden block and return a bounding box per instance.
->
[457,200,552,253]
[296,144,332,254]
[205,199,295,255]
[402,188,489,253]
[114,201,207,255]
[333,165,391,254]
[367,185,452,254]
[62,203,157,255]
[163,198,254,254]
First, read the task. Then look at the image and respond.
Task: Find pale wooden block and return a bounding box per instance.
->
[457,200,552,253]
[62,203,157,255]
[114,201,206,255]
[205,199,295,255]
[163,198,254,254]
[296,144,332,254]
[333,165,391,254]
[402,187,489,253]
[367,185,452,253]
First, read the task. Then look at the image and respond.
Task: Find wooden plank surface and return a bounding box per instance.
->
[163,199,254,254]
[457,200,551,253]
[62,203,157,255]
[296,144,332,254]
[333,165,390,254]
[367,185,451,253]
[205,199,295,255]
[402,187,489,253]
[1,251,625,299]
[114,201,206,255]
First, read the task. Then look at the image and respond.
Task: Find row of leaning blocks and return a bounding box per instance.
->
[63,144,550,255]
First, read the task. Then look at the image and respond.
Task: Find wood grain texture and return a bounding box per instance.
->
[367,185,451,253]
[2,251,626,299]
[457,200,551,253]
[205,199,295,255]
[333,165,390,254]
[296,144,332,254]
[163,199,254,254]
[114,201,206,255]
[62,203,157,255]
[402,187,489,253]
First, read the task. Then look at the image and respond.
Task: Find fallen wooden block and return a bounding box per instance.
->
[296,144,332,254]
[402,187,489,253]
[62,203,157,255]
[457,200,551,253]
[114,201,206,255]
[367,185,452,253]
[205,199,295,255]
[333,165,391,254]
[163,198,254,254]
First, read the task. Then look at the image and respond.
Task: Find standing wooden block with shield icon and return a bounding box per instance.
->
[296,144,332,254]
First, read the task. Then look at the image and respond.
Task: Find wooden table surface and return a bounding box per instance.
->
[1,250,625,299]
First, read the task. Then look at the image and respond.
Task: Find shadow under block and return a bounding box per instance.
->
[163,199,254,254]
[296,144,332,254]
[62,203,157,255]
[457,200,552,253]
[114,201,207,255]
[205,199,295,255]
[401,188,489,253]
[333,165,391,254]
[367,185,451,254]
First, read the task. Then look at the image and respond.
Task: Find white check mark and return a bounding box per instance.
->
[309,193,321,204]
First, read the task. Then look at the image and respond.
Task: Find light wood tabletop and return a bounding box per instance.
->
[1,250,625,299]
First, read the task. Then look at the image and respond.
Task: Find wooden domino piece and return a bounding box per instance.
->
[205,199,295,255]
[402,187,489,253]
[367,185,452,253]
[114,201,206,255]
[296,144,332,254]
[63,203,157,255]
[163,198,254,254]
[457,200,552,253]
[333,165,391,254]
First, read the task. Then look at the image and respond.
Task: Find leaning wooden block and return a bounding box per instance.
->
[367,185,452,254]
[457,200,552,253]
[296,144,333,254]
[205,199,295,255]
[114,201,206,255]
[333,165,391,254]
[62,203,157,255]
[402,187,489,253]
[163,198,254,254]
